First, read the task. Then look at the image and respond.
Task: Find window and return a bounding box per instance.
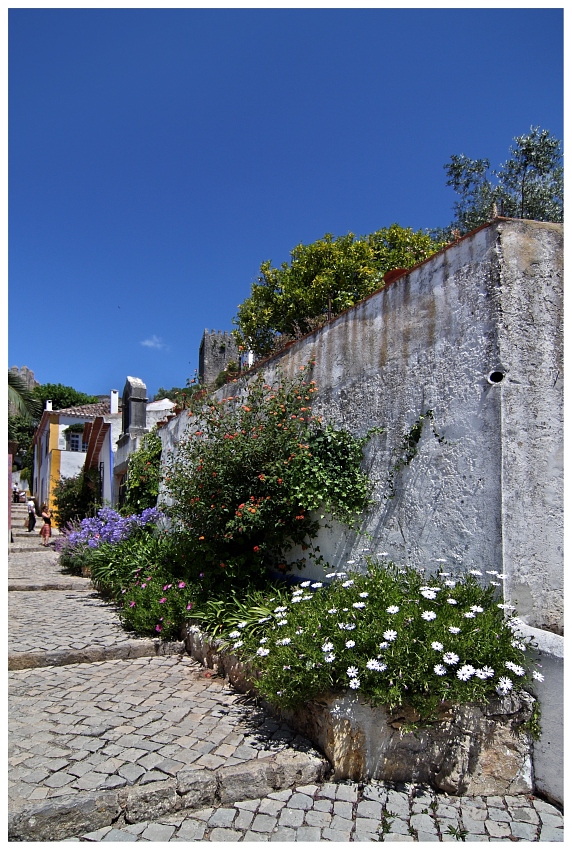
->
[69,433,81,452]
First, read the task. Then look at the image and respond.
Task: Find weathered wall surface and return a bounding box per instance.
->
[160,221,563,636]
[496,222,563,634]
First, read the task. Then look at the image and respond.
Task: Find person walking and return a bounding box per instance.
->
[40,504,52,546]
[26,497,36,533]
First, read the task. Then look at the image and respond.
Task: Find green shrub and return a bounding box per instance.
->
[220,561,543,723]
[163,362,376,589]
[123,429,163,513]
[53,469,101,528]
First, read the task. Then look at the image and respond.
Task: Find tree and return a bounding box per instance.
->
[8,371,43,422]
[233,226,446,358]
[444,126,563,236]
[31,383,99,411]
[123,429,163,513]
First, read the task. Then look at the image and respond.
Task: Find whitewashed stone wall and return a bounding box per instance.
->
[159,219,563,804]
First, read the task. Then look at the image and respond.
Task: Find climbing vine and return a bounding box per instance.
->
[387,410,446,498]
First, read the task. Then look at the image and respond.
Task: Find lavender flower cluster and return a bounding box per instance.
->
[61,506,163,550]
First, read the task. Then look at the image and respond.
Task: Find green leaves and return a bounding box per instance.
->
[443,126,563,236]
[163,364,375,589]
[234,227,446,358]
[124,429,163,512]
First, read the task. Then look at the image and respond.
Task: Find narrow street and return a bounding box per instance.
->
[8,503,563,842]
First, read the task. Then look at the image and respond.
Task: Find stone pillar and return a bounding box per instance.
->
[121,377,148,437]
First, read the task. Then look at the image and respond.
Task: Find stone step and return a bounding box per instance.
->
[8,638,187,670]
[9,579,91,592]
[8,749,327,842]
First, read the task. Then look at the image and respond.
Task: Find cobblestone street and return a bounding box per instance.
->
[8,504,564,841]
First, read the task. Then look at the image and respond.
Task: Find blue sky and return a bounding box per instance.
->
[8,8,563,399]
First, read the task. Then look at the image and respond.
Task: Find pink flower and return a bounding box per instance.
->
[155,624,162,632]
[159,597,167,604]
[163,584,172,590]
[186,603,193,610]
[129,601,136,608]
[178,582,186,588]
[141,583,147,588]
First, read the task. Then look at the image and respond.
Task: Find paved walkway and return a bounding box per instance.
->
[8,504,564,841]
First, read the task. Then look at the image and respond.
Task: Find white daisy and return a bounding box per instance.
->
[256,647,270,657]
[447,598,458,605]
[470,606,484,613]
[311,582,323,589]
[421,611,437,621]
[490,581,501,586]
[431,641,444,651]
[327,608,338,614]
[277,619,288,626]
[300,581,311,587]
[259,637,268,644]
[448,626,461,634]
[443,652,459,665]
[276,638,291,646]
[497,603,516,611]
[345,640,355,648]
[345,623,356,631]
[291,597,302,603]
[325,572,336,578]
[463,612,476,619]
[229,631,241,638]
[295,627,304,635]
[349,678,360,689]
[444,580,457,588]
[475,667,494,679]
[496,676,513,695]
[386,605,400,614]
[302,595,313,600]
[359,592,369,598]
[434,664,447,676]
[274,606,287,613]
[497,574,507,579]
[322,641,334,652]
[342,580,354,588]
[237,622,247,629]
[324,653,335,663]
[258,616,271,623]
[505,661,525,676]
[532,671,544,682]
[379,641,389,650]
[232,640,243,649]
[347,666,359,677]
[383,630,397,642]
[353,602,366,609]
[346,560,356,565]
[457,664,476,681]
[420,589,437,600]
[469,570,483,576]
[366,659,387,671]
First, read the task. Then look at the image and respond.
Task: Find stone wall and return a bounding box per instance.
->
[159,218,563,805]
[198,330,240,386]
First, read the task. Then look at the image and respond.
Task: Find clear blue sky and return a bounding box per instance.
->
[9,8,563,399]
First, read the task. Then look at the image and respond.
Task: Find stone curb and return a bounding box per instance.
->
[9,580,92,591]
[8,639,187,670]
[8,751,329,841]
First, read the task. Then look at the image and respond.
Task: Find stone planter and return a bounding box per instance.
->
[183,625,535,797]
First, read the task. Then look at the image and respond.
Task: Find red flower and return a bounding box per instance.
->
[253,546,260,552]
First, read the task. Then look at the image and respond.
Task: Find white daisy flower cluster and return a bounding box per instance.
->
[346,665,360,689]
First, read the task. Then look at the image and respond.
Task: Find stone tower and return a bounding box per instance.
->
[198,330,240,386]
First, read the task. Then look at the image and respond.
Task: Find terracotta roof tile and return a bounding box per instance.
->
[54,401,112,417]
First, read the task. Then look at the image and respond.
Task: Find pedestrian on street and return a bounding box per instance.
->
[26,497,36,533]
[12,482,19,503]
[40,503,52,545]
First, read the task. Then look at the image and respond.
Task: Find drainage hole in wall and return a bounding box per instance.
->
[488,371,505,384]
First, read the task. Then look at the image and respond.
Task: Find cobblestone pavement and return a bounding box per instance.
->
[9,656,318,811]
[8,507,564,841]
[68,781,564,842]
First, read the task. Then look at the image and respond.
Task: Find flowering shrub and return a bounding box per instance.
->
[119,564,200,640]
[123,429,163,512]
[163,363,375,588]
[58,506,163,550]
[220,561,543,723]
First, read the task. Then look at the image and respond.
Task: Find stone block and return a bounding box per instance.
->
[8,790,121,842]
[296,826,322,840]
[217,758,277,804]
[123,779,179,824]
[279,807,305,828]
[176,767,217,807]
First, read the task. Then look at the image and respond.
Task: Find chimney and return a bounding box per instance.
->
[110,390,119,414]
[45,400,52,411]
